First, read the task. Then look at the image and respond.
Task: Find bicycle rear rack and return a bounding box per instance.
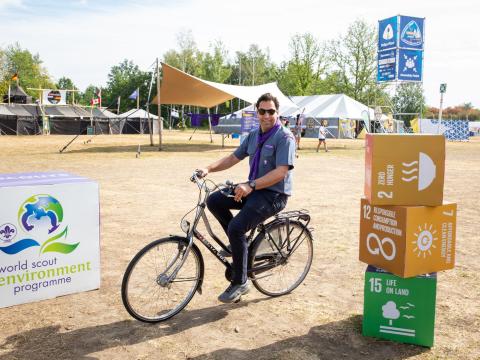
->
[275,209,310,223]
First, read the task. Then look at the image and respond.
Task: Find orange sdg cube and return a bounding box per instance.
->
[359,198,456,278]
[364,134,445,206]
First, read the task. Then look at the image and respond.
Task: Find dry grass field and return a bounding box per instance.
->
[0,131,479,360]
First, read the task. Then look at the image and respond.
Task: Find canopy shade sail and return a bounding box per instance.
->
[151,63,297,110]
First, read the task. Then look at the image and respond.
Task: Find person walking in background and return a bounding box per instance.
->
[316,120,329,152]
[294,115,302,155]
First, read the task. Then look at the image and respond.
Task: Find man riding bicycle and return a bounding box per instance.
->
[197,93,296,303]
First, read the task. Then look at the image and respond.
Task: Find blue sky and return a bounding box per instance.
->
[1,0,478,108]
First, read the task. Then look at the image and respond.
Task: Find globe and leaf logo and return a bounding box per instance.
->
[0,194,79,255]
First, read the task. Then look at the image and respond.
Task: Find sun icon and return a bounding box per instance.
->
[412,223,438,258]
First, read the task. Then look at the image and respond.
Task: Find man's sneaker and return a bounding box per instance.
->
[218,281,250,303]
[218,244,232,258]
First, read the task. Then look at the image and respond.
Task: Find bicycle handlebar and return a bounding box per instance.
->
[191,171,238,198]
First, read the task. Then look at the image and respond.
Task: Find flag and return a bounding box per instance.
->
[91,87,102,106]
[129,89,138,100]
[11,73,18,81]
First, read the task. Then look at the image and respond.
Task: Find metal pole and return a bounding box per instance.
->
[136,87,140,110]
[157,58,162,151]
[238,57,242,111]
[207,107,213,143]
[146,70,155,146]
[438,91,444,134]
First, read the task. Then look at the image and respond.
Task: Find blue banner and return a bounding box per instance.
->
[398,49,423,81]
[399,16,425,49]
[241,111,259,133]
[378,16,398,51]
[377,49,397,82]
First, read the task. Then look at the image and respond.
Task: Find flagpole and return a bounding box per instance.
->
[136,87,139,110]
[117,96,121,114]
[8,83,11,105]
[157,58,162,151]
[146,70,155,146]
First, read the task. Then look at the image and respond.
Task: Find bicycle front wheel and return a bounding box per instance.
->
[121,236,204,323]
[249,220,313,296]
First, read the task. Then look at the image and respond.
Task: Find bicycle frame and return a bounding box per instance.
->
[168,173,312,283]
[168,174,257,281]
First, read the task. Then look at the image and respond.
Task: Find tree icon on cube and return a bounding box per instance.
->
[382,301,400,325]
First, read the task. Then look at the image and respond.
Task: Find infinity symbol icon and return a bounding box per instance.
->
[366,233,396,261]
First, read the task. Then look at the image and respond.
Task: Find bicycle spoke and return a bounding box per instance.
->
[122,238,202,322]
[250,221,313,296]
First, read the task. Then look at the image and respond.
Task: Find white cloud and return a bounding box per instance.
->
[0,0,25,10]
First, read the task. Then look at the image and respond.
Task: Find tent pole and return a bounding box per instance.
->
[157,58,162,151]
[146,69,155,146]
[207,107,213,143]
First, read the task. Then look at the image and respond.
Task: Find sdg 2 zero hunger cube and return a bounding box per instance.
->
[359,198,456,278]
[0,172,100,308]
[363,265,437,347]
[364,134,445,206]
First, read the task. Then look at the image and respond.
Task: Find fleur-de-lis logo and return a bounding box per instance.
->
[0,223,17,242]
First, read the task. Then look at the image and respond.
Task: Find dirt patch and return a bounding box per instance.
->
[0,132,479,359]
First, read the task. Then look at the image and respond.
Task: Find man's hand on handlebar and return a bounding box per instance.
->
[234,183,253,202]
[195,168,209,178]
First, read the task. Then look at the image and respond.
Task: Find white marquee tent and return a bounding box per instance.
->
[117,108,158,134]
[282,94,382,120]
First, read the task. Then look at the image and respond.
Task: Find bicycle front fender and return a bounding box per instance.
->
[168,235,205,295]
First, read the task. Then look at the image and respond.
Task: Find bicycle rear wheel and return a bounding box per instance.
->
[249,220,313,296]
[121,236,204,322]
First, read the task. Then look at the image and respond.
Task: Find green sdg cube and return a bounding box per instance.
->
[363,265,437,347]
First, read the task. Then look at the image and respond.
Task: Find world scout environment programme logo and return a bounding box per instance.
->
[0,194,79,255]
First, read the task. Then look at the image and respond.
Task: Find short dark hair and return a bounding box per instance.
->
[256,93,279,110]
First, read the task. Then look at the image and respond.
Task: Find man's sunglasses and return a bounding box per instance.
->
[257,108,276,116]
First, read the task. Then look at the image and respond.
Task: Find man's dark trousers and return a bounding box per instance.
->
[207,189,287,285]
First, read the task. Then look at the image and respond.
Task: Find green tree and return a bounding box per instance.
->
[77,84,97,106]
[198,40,232,83]
[229,45,277,87]
[391,82,425,125]
[163,29,202,76]
[0,48,7,95]
[103,59,150,113]
[328,20,382,105]
[163,30,204,125]
[462,102,473,120]
[0,43,55,100]
[277,33,328,95]
[56,76,78,104]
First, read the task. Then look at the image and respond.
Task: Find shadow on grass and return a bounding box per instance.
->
[191,315,429,360]
[0,297,270,360]
[63,142,236,154]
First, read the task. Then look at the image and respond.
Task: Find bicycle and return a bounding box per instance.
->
[121,171,314,323]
